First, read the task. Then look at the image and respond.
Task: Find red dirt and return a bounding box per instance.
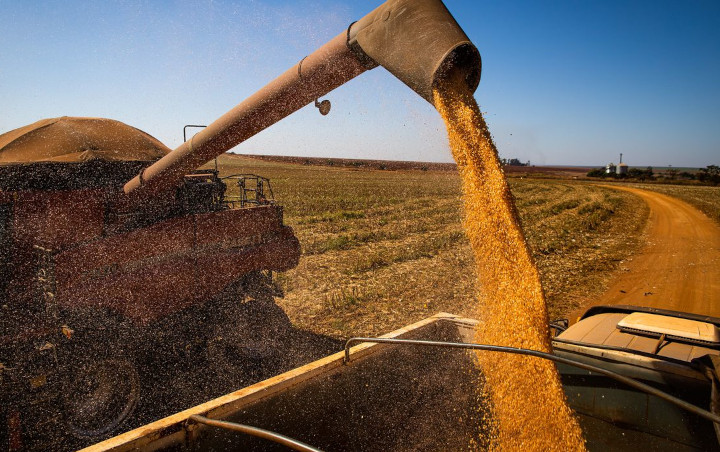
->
[572,186,720,320]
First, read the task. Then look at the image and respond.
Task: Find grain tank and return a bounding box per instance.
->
[0,0,481,447]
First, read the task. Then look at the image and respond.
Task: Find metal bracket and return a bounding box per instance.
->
[314,98,331,116]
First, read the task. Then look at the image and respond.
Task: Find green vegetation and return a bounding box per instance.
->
[214,155,649,338]
[698,165,720,185]
[587,166,655,181]
[589,164,720,185]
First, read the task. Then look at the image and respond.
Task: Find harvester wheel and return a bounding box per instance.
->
[206,298,291,383]
[62,355,140,439]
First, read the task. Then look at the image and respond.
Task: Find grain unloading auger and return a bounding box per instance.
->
[123,0,481,203]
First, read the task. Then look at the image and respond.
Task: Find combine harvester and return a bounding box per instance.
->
[2,0,719,450]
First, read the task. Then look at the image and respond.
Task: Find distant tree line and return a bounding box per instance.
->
[587,166,655,181]
[501,158,530,166]
[587,165,720,185]
[698,165,720,185]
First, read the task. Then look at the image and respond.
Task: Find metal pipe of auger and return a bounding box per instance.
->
[123,31,369,203]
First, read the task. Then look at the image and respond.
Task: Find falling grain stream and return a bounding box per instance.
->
[433,80,586,450]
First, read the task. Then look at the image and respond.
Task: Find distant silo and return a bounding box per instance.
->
[616,153,628,175]
[606,163,616,174]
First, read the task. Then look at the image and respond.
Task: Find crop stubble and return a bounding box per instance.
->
[214,154,648,337]
[207,103,720,449]
[212,156,648,338]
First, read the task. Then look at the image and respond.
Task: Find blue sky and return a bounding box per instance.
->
[1,0,718,167]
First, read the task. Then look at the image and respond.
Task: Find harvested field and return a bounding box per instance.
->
[213,155,648,338]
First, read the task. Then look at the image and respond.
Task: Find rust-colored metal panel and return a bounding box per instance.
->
[194,205,283,247]
[58,253,198,324]
[55,214,195,290]
[54,206,299,323]
[194,228,300,301]
[13,190,104,249]
[54,215,196,322]
[0,191,14,203]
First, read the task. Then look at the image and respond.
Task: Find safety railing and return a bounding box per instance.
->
[222,174,275,208]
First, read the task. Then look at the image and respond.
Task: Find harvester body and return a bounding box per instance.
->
[0,117,299,324]
[0,118,300,448]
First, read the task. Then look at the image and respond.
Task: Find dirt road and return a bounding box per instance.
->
[575,186,720,319]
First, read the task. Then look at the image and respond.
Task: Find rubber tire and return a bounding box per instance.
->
[206,298,291,383]
[62,353,140,440]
